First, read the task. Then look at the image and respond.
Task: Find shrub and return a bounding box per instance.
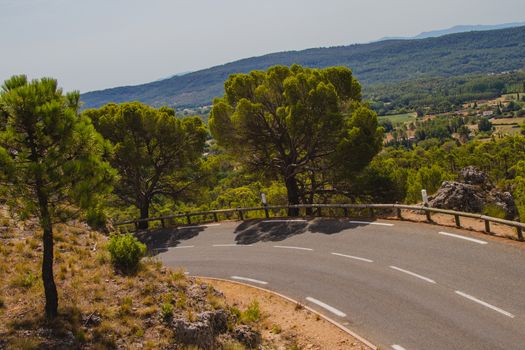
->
[482,203,507,219]
[160,302,173,321]
[240,300,260,324]
[107,234,146,274]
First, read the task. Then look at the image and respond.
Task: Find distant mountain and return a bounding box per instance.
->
[380,21,525,40]
[81,25,525,110]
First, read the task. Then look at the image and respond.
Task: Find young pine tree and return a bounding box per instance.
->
[0,76,114,318]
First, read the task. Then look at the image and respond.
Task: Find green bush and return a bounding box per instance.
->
[107,234,146,274]
[482,203,507,219]
[160,302,174,321]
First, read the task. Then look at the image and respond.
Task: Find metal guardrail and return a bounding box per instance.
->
[114,203,524,241]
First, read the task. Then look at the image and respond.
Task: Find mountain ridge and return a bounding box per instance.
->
[81,25,525,110]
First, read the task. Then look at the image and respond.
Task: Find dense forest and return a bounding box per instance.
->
[81,26,525,110]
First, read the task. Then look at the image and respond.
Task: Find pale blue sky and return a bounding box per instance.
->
[1,0,524,92]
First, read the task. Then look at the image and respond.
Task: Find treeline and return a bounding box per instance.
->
[81,25,525,110]
[367,71,525,115]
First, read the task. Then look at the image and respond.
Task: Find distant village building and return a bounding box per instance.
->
[482,110,494,117]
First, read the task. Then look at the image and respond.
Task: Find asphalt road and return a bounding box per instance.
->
[139,218,525,350]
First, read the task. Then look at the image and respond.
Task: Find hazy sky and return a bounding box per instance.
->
[2,0,525,92]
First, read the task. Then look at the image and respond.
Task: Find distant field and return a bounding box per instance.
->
[379,112,417,124]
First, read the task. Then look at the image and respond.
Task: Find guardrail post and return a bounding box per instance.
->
[264,206,270,219]
[517,227,524,241]
[213,212,218,222]
[454,214,460,228]
[484,219,490,233]
[160,218,165,228]
[425,208,432,222]
[343,207,349,217]
[134,221,139,231]
[186,213,191,225]
[369,207,375,218]
[396,207,402,219]
[317,206,322,217]
[238,209,244,221]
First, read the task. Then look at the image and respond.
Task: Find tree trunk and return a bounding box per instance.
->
[138,200,150,230]
[285,176,300,217]
[42,222,58,318]
[36,189,57,319]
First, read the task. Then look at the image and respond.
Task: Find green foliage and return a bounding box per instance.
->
[160,302,174,321]
[482,203,507,219]
[478,117,493,132]
[240,300,261,324]
[84,102,207,226]
[107,234,146,274]
[210,65,382,206]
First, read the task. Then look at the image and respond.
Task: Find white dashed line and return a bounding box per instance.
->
[392,345,407,350]
[273,245,313,251]
[438,231,487,245]
[262,219,307,223]
[455,291,515,318]
[173,245,195,249]
[389,266,436,284]
[231,276,268,285]
[213,244,253,247]
[349,220,394,226]
[331,252,374,263]
[306,297,347,317]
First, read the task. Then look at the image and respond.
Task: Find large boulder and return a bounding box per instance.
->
[173,309,230,349]
[428,166,518,220]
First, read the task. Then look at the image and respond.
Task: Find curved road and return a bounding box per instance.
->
[140,218,525,350]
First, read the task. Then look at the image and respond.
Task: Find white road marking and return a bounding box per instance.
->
[349,220,394,226]
[173,245,195,249]
[181,223,221,229]
[331,252,374,263]
[392,345,407,350]
[306,297,347,317]
[438,231,487,245]
[213,244,253,247]
[455,291,515,318]
[262,219,307,223]
[273,245,313,251]
[389,266,436,284]
[231,276,268,285]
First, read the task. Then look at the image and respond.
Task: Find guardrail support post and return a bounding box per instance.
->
[516,227,523,241]
[484,219,490,233]
[238,209,244,221]
[343,207,349,217]
[264,206,270,219]
[454,214,460,227]
[425,208,432,222]
[134,222,139,231]
[317,207,321,217]
[160,218,165,228]
[369,207,375,218]
[213,212,218,222]
[186,213,191,225]
[396,207,402,219]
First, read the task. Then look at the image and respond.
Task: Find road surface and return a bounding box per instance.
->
[138,218,525,350]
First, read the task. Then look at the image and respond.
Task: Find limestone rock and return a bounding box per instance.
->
[428,166,518,219]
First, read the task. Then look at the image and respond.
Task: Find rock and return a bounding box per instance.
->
[233,325,261,349]
[199,310,229,335]
[173,318,214,349]
[428,167,518,219]
[172,310,229,349]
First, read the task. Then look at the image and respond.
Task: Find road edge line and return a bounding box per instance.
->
[197,276,378,350]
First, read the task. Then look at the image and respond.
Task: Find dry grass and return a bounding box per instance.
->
[0,217,248,349]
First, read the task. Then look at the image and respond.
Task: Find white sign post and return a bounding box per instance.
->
[261,193,267,205]
[421,189,429,206]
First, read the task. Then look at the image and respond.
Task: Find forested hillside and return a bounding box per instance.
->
[81,26,525,109]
